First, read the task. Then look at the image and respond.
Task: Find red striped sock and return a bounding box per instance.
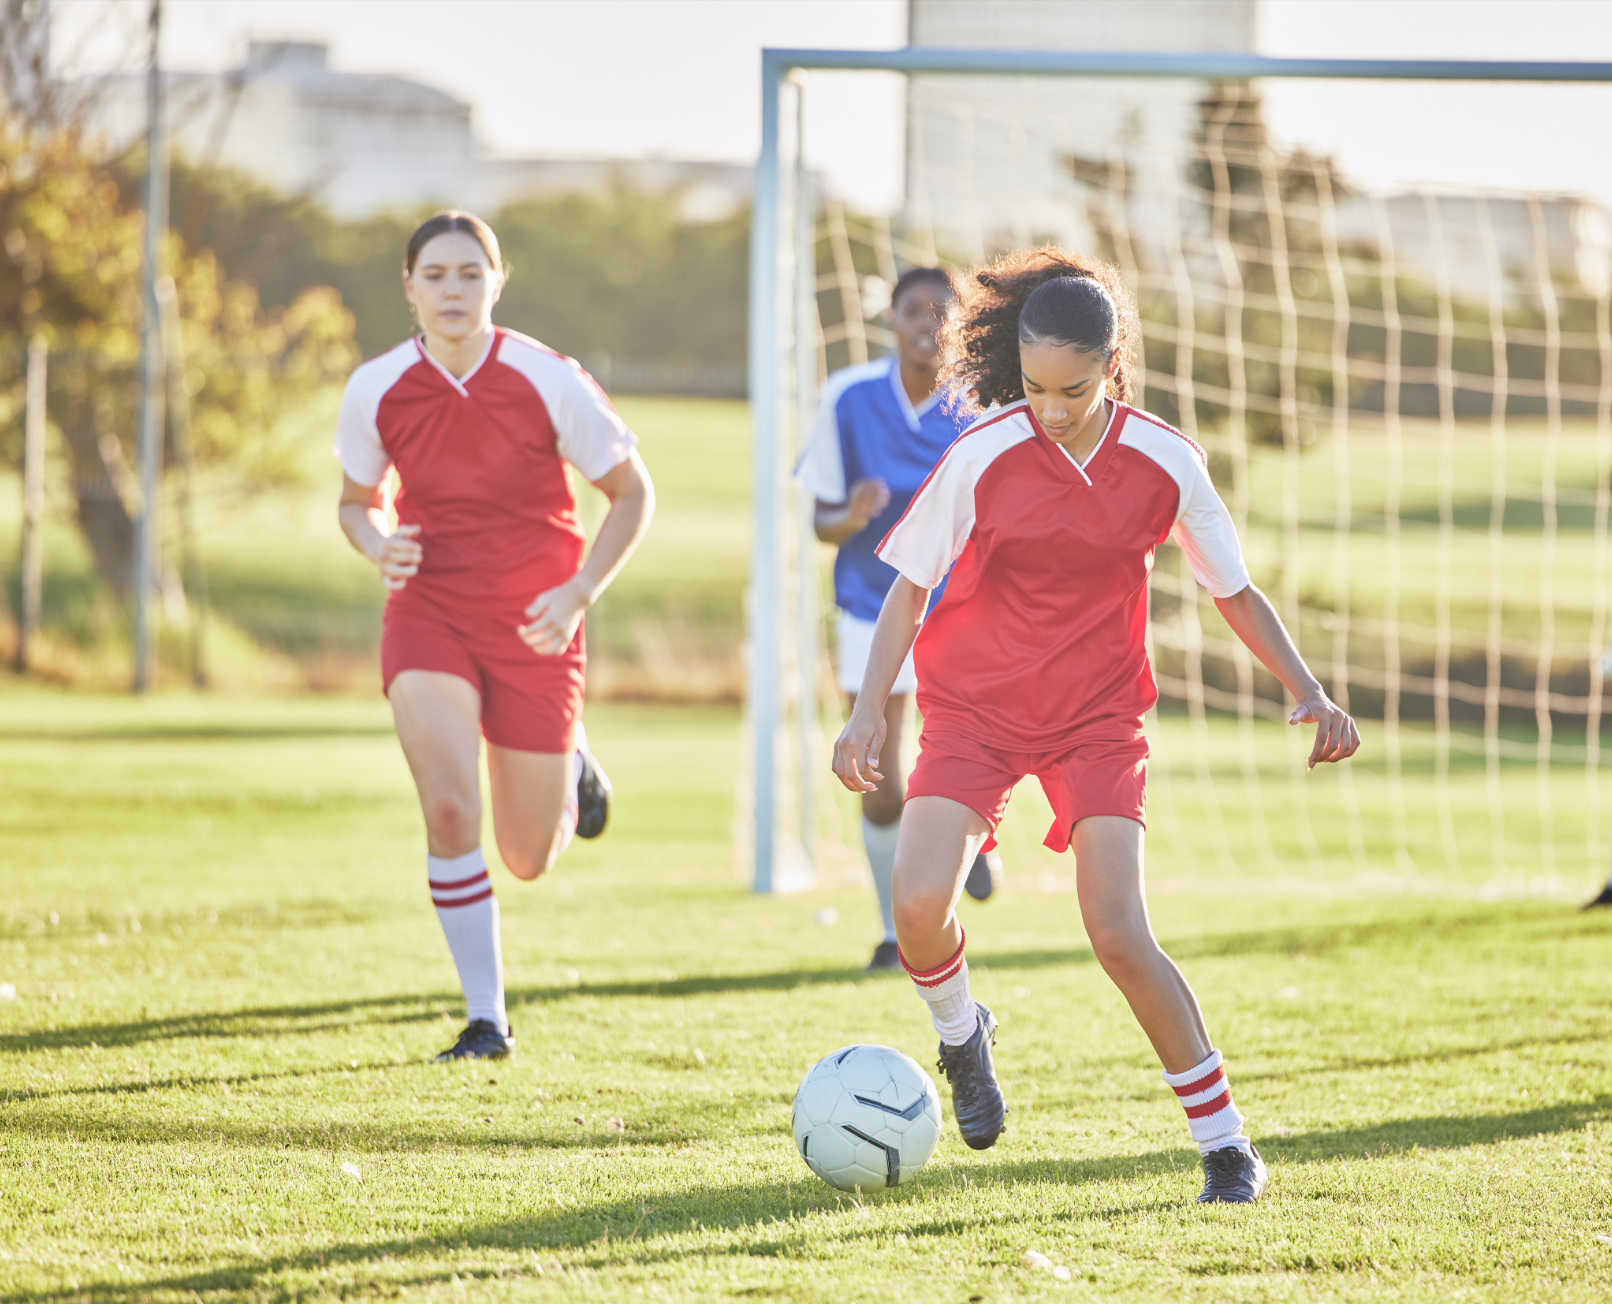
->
[899,929,977,1045]
[1162,1049,1248,1154]
[428,849,507,1035]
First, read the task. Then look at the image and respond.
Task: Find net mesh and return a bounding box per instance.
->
[777,72,1612,894]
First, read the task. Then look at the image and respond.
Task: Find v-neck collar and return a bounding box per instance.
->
[887,356,942,432]
[1031,400,1123,487]
[414,328,498,397]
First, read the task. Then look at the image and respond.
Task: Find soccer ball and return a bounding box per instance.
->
[791,1044,942,1191]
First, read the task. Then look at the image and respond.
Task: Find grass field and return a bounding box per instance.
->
[5,686,1612,1302]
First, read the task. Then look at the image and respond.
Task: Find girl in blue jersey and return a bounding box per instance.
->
[800,267,1001,969]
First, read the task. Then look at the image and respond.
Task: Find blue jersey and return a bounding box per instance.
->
[798,356,967,622]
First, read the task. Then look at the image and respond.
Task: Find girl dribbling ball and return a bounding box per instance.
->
[832,248,1359,1203]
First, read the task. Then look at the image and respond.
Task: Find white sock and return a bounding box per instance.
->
[901,929,977,1045]
[863,817,899,943]
[428,848,508,1036]
[1163,1048,1251,1155]
[554,749,582,858]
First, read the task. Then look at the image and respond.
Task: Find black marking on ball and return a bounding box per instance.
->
[836,1048,858,1066]
[842,1124,900,1188]
[853,1092,928,1121]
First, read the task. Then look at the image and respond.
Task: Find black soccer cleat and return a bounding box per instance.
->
[1196,1143,1268,1203]
[866,939,900,970]
[432,1019,514,1062]
[1582,884,1612,910]
[963,851,1001,902]
[574,727,612,840]
[936,1001,1007,1150]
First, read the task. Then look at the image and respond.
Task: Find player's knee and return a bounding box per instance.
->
[501,841,552,882]
[503,853,543,882]
[892,887,949,941]
[862,784,903,828]
[423,790,480,848]
[1086,917,1157,982]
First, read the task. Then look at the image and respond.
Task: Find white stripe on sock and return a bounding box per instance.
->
[909,959,977,1046]
[428,848,507,1035]
[1163,1048,1247,1153]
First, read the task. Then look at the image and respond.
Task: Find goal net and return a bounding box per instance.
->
[748,54,1612,899]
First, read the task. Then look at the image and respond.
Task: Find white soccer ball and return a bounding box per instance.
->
[791,1044,943,1192]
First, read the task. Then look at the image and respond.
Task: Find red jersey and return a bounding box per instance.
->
[334,328,636,614]
[878,400,1249,752]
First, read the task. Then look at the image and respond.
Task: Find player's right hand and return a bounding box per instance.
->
[832,707,887,794]
[375,524,422,591]
[847,478,892,529]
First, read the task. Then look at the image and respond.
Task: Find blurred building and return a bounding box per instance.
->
[1333,190,1612,305]
[904,0,1262,259]
[77,40,754,222]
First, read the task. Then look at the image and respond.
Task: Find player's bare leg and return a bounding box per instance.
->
[390,670,511,1059]
[487,745,575,880]
[850,690,908,968]
[1071,815,1211,1071]
[890,795,984,970]
[891,796,1005,1148]
[1073,814,1264,1201]
[390,670,484,858]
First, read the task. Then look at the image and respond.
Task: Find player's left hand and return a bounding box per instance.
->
[519,579,590,656]
[1290,691,1360,769]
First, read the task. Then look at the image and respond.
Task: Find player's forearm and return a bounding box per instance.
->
[1214,585,1324,702]
[855,576,928,711]
[814,501,870,546]
[574,458,656,605]
[338,503,391,565]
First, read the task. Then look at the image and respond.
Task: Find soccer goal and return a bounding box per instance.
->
[746,48,1612,897]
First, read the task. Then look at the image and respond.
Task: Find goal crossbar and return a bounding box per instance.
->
[747,48,1612,893]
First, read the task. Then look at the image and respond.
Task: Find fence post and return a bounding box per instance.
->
[16,335,46,672]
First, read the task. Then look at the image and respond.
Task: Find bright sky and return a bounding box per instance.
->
[50,0,1612,210]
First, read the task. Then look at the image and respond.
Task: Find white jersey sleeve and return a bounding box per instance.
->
[333,341,418,485]
[798,383,847,503]
[497,332,637,482]
[1117,413,1250,598]
[877,406,1037,591]
[795,360,890,503]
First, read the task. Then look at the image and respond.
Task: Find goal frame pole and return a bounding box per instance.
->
[746,47,1612,893]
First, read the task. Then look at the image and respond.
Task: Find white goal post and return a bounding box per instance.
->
[746,47,1612,894]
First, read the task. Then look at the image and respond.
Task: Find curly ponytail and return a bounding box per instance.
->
[940,247,1139,417]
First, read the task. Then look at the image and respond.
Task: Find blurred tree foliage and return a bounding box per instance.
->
[0,124,358,597]
[493,190,748,372]
[164,164,750,369]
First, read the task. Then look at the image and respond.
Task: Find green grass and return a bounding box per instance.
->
[4,687,1612,1301]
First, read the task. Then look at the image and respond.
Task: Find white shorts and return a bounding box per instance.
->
[836,611,919,697]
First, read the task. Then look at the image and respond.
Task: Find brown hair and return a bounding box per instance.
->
[404,210,505,276]
[940,247,1139,415]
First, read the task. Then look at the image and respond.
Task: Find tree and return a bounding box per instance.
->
[0,122,358,598]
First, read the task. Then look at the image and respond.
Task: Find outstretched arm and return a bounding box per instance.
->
[1213,583,1360,769]
[520,450,656,656]
[832,575,928,792]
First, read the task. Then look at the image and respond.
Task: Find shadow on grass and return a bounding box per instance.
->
[8,902,1604,1056]
[11,1095,1610,1303]
[0,950,1096,1053]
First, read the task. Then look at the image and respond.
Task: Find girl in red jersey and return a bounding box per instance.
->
[336,212,654,1062]
[832,249,1359,1202]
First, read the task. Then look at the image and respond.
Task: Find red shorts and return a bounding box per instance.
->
[381,589,585,754]
[906,724,1149,853]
